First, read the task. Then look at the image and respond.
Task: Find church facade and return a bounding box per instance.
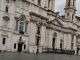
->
[0,0,80,55]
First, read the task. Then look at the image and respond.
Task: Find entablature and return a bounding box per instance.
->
[47,23,77,35]
[30,12,48,26]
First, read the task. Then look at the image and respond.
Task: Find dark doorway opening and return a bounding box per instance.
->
[77,47,79,54]
[52,38,55,50]
[18,43,23,52]
[60,43,62,51]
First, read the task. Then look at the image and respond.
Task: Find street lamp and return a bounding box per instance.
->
[36,35,40,54]
[36,22,42,54]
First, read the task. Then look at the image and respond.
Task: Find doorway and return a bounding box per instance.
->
[52,38,55,50]
[17,43,23,52]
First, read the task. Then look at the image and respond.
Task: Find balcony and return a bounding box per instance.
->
[19,31,24,34]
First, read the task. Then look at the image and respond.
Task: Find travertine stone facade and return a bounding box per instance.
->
[0,0,80,55]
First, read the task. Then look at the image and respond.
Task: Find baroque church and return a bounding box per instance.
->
[0,0,80,55]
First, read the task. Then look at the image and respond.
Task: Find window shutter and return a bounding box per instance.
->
[14,43,16,49]
[25,21,28,32]
[2,38,6,44]
[16,20,19,30]
[24,44,26,49]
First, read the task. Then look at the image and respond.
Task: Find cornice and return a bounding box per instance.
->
[46,23,77,35]
[47,10,57,17]
[30,12,48,20]
[30,19,47,26]
[64,6,76,11]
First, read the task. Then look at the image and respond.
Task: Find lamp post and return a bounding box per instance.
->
[36,36,40,54]
[36,22,42,54]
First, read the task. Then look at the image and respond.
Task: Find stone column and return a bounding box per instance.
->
[51,0,55,11]
[73,35,77,54]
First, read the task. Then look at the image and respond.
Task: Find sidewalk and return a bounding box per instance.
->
[0,53,80,60]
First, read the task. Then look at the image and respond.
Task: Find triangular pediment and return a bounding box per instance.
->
[47,18,68,27]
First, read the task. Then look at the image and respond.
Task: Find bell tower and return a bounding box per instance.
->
[64,0,76,22]
[47,0,55,11]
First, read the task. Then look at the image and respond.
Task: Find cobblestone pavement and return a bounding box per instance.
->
[0,53,80,60]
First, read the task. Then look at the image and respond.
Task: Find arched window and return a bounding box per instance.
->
[53,32,57,38]
[16,15,28,34]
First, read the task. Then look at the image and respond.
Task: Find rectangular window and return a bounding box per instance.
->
[24,44,26,49]
[2,38,6,44]
[5,6,9,13]
[38,0,41,6]
[71,43,74,49]
[14,43,16,49]
[19,21,25,34]
[68,0,70,6]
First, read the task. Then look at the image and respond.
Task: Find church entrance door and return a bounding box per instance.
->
[52,38,55,50]
[17,43,23,52]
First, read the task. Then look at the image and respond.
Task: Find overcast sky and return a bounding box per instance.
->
[55,0,80,16]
